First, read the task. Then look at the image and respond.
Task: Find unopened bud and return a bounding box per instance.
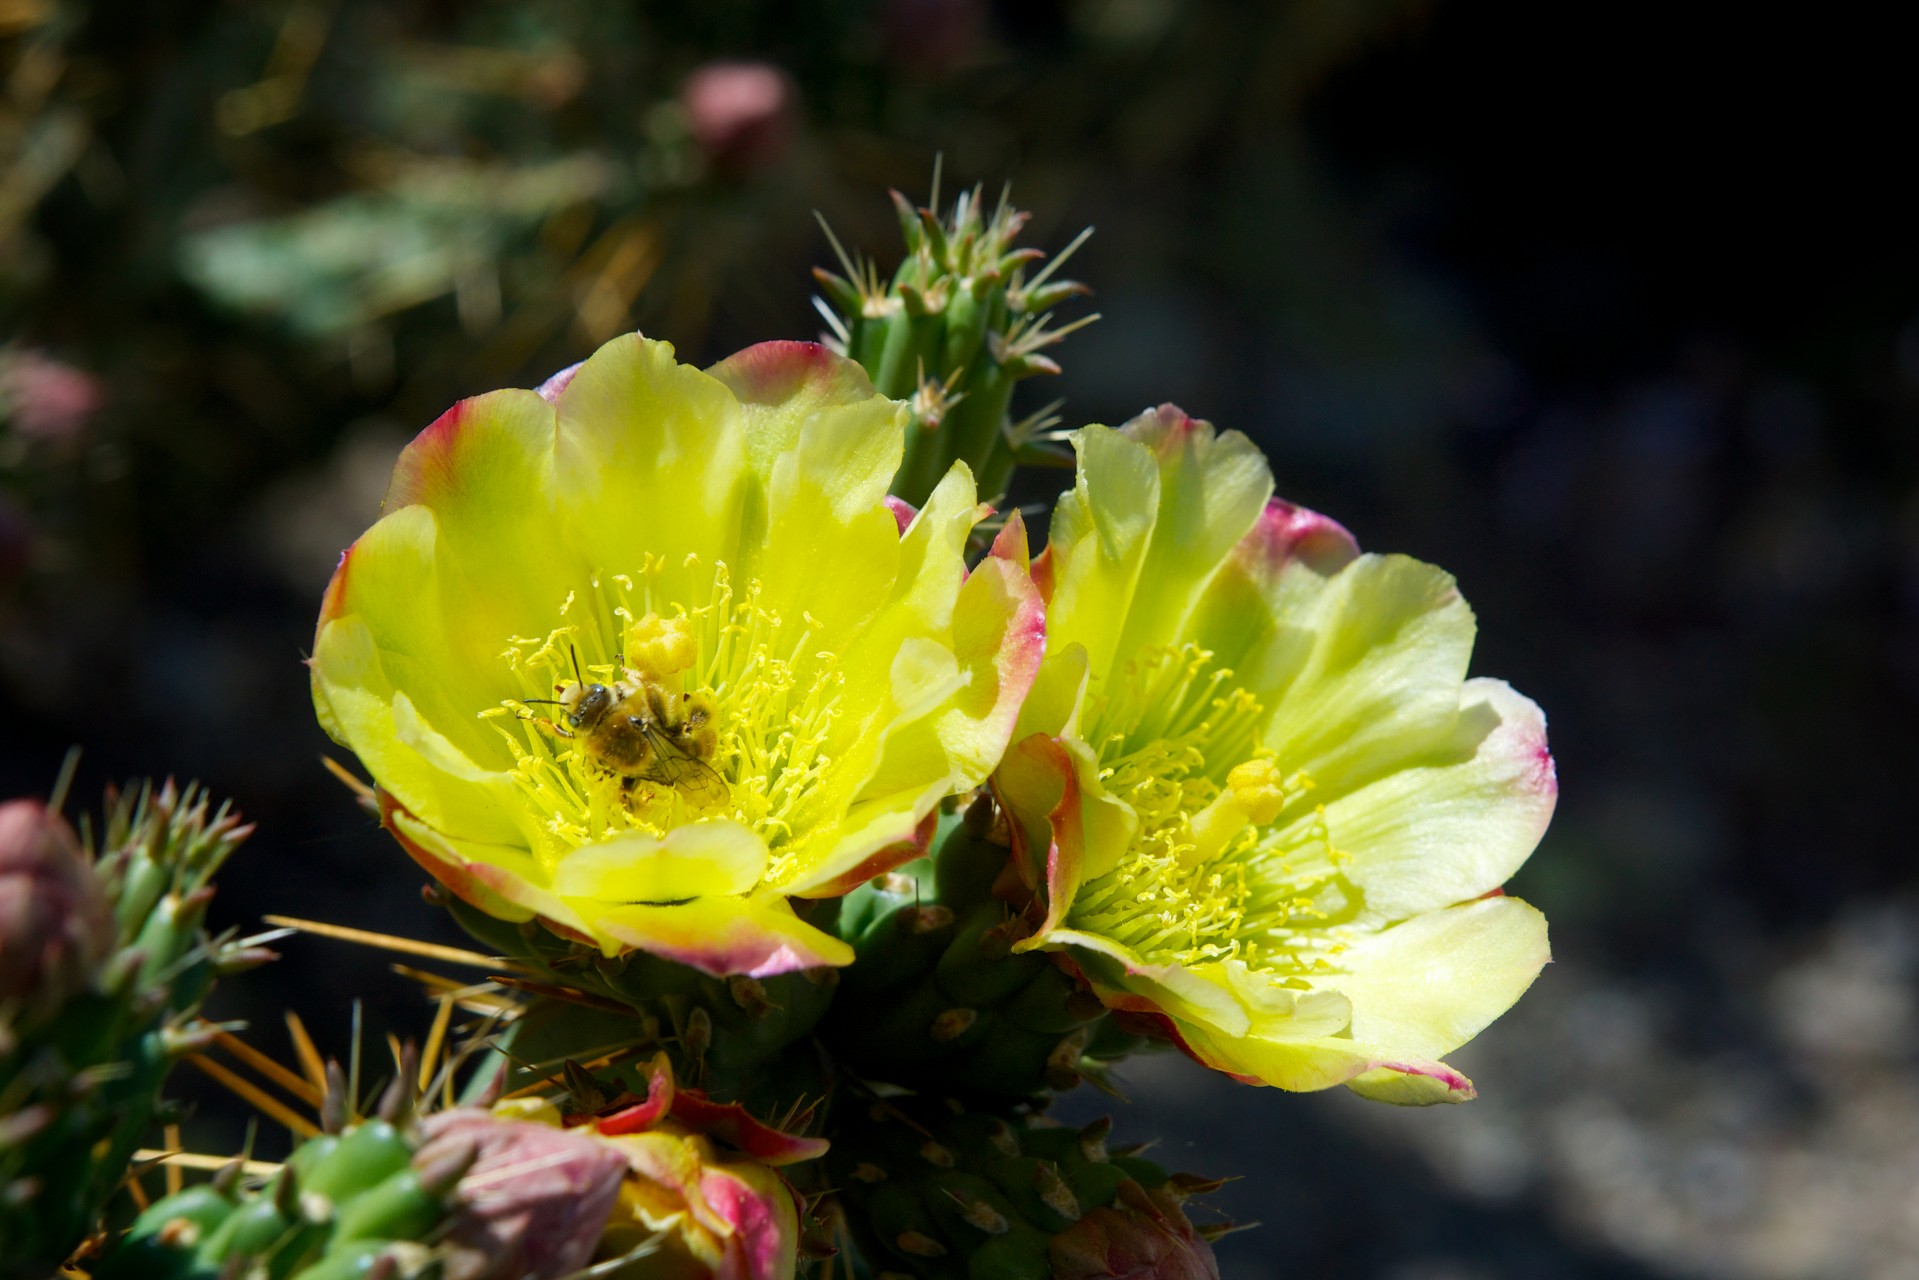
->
[0,800,112,1017]
[1048,1180,1221,1279]
[418,1109,627,1280]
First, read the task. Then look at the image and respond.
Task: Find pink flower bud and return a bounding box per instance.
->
[0,349,102,455]
[417,1107,628,1280]
[1049,1181,1221,1280]
[680,62,795,180]
[0,800,112,1017]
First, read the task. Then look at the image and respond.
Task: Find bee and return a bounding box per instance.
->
[526,649,729,809]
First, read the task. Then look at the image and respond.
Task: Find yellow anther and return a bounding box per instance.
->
[1226,758,1287,825]
[628,611,697,677]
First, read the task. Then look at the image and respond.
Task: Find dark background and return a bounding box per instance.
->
[5,3,1915,1276]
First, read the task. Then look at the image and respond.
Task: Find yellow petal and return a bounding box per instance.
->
[551,821,771,902]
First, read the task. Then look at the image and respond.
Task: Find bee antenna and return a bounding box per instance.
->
[519,698,563,706]
[569,644,584,686]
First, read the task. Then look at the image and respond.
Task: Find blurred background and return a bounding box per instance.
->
[4,2,1916,1276]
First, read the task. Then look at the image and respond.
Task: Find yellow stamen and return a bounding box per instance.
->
[1068,645,1351,973]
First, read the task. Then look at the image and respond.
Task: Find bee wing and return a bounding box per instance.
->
[635,723,731,808]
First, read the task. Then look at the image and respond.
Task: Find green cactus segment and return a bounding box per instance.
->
[91,1120,466,1280]
[821,821,1111,1100]
[816,184,1094,506]
[0,783,260,1280]
[446,896,837,1115]
[829,1095,1211,1280]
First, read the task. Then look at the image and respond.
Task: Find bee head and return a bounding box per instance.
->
[559,681,612,728]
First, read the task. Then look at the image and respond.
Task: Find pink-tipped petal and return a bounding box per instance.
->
[592,894,854,978]
[1241,496,1360,577]
[536,359,585,402]
[669,1090,830,1167]
[991,508,1032,574]
[884,495,918,533]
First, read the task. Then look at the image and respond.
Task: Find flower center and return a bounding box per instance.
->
[479,558,845,881]
[1067,643,1357,973]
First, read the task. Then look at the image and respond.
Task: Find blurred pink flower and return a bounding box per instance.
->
[681,62,796,179]
[0,349,102,454]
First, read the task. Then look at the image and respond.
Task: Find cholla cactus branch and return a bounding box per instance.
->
[814,182,1094,505]
[0,781,256,1279]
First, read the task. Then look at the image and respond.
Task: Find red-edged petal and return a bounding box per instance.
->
[669,1089,829,1167]
[797,807,937,900]
[1237,496,1360,581]
[593,1053,677,1135]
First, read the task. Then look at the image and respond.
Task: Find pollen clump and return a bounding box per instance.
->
[628,611,697,678]
[1226,758,1286,824]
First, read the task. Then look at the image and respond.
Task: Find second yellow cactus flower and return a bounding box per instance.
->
[311,335,1044,976]
[993,406,1557,1103]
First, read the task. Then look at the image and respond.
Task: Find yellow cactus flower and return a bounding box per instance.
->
[312,336,1043,976]
[994,406,1556,1103]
